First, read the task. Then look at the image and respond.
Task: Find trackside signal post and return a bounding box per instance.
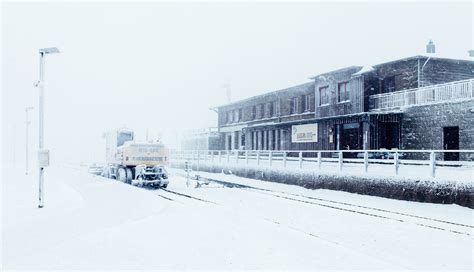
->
[36,47,59,208]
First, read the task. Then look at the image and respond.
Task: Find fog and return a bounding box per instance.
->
[2,1,472,164]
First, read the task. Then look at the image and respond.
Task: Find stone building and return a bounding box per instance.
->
[213,54,474,160]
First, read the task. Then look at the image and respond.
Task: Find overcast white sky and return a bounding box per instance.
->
[1,0,473,164]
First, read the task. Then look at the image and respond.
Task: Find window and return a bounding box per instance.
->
[303,94,311,111]
[259,104,265,118]
[117,131,133,147]
[272,101,279,116]
[238,109,243,121]
[382,76,396,93]
[234,110,239,122]
[251,105,256,120]
[290,97,298,114]
[337,82,349,102]
[319,86,329,106]
[228,111,233,123]
[268,102,274,117]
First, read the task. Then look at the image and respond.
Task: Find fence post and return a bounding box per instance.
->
[235,150,239,164]
[283,152,287,167]
[318,151,322,170]
[269,151,273,166]
[218,151,222,163]
[245,150,249,165]
[338,151,343,171]
[257,150,260,165]
[227,151,230,163]
[364,151,368,173]
[299,152,303,168]
[394,152,399,175]
[430,151,436,177]
[211,151,214,162]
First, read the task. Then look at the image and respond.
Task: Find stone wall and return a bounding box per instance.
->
[401,99,474,160]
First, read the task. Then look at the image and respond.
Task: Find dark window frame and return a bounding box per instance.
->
[290,97,298,114]
[273,101,279,116]
[251,105,257,120]
[303,94,311,111]
[382,76,396,93]
[319,86,330,106]
[268,102,274,117]
[337,81,349,103]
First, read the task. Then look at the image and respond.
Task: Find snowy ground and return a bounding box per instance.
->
[2,164,473,270]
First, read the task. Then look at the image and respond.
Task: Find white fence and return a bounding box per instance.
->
[370,79,474,110]
[171,149,474,180]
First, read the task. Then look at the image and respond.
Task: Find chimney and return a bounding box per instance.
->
[426,40,435,54]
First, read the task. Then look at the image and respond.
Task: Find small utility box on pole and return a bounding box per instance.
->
[38,149,50,168]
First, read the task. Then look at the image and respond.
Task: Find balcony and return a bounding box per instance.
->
[369,79,474,111]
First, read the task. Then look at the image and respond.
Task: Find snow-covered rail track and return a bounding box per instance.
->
[160,188,217,204]
[132,183,216,203]
[192,175,472,237]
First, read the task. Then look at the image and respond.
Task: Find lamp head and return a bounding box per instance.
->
[39,47,60,54]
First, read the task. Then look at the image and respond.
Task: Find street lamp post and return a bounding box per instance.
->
[36,47,59,208]
[25,106,34,175]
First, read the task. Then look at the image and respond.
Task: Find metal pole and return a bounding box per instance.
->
[197,150,200,174]
[38,53,45,208]
[25,107,33,175]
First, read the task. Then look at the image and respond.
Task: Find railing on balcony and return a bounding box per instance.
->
[369,79,474,111]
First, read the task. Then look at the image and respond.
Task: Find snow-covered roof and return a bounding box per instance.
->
[351,65,375,76]
[309,66,363,80]
[351,54,473,77]
[213,81,314,109]
[371,53,472,68]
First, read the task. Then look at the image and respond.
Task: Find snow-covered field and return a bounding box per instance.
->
[2,164,473,270]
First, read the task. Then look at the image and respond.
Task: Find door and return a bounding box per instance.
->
[340,123,361,158]
[380,122,400,149]
[227,135,232,150]
[443,127,459,161]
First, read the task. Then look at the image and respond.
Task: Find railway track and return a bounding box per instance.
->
[177,173,472,237]
[142,185,217,204]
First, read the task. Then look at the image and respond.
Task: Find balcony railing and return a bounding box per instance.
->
[369,79,474,111]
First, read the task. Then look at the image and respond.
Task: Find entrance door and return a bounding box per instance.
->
[340,123,361,158]
[380,122,400,149]
[227,135,232,150]
[443,127,459,161]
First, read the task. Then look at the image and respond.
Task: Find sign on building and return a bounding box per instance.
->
[291,123,318,143]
